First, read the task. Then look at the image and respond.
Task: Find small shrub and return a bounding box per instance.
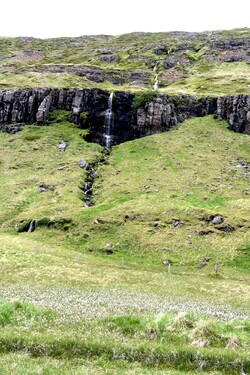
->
[37,217,51,227]
[0,300,14,326]
[172,312,195,330]
[23,134,41,141]
[48,109,71,123]
[103,316,146,336]
[132,91,157,111]
[191,320,226,347]
[80,112,88,128]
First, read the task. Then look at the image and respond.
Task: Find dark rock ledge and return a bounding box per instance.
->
[0,88,249,145]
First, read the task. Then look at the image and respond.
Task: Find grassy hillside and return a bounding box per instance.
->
[0,28,249,95]
[1,114,249,268]
[0,114,249,372]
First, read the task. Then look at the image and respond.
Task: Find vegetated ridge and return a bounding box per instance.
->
[0,28,249,95]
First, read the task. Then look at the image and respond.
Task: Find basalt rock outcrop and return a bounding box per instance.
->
[135,95,217,137]
[0,88,249,145]
[216,95,250,133]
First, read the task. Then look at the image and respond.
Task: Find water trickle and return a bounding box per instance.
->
[28,219,37,233]
[153,74,158,90]
[103,92,114,148]
[153,65,158,90]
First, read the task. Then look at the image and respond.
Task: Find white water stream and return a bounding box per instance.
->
[103,92,114,148]
[153,65,158,90]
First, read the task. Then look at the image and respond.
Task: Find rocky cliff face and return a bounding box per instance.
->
[135,95,217,137]
[0,88,109,134]
[0,88,249,144]
[216,95,250,133]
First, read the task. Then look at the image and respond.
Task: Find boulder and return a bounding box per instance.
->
[58,141,68,151]
[36,94,52,123]
[38,184,55,193]
[212,215,224,225]
[89,170,99,179]
[78,159,89,169]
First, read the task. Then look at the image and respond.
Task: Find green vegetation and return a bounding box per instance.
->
[0,28,249,95]
[0,245,248,374]
[80,111,88,127]
[0,299,249,374]
[0,113,249,372]
[133,91,157,111]
[0,28,249,373]
[163,62,250,96]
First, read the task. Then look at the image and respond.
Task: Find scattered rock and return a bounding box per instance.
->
[124,214,136,221]
[236,159,250,168]
[89,170,99,179]
[204,257,212,262]
[198,230,214,236]
[100,54,118,63]
[1,123,23,134]
[173,219,184,228]
[197,263,207,269]
[58,141,68,151]
[212,215,224,225]
[78,159,89,169]
[242,188,249,195]
[153,221,159,227]
[106,243,113,248]
[104,249,113,255]
[217,225,235,233]
[38,184,55,193]
[162,259,170,265]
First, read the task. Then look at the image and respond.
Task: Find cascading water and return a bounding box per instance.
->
[153,60,162,90]
[28,219,37,232]
[153,65,158,90]
[103,92,114,148]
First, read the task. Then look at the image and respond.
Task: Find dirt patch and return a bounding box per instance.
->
[8,50,43,63]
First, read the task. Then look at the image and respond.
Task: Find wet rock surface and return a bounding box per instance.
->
[0,89,249,145]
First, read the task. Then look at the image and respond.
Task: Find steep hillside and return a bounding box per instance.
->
[0,28,249,95]
[1,115,249,271]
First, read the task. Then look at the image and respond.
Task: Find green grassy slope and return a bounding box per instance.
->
[0,115,249,373]
[0,115,249,282]
[0,28,249,95]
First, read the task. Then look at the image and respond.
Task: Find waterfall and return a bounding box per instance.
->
[153,73,158,90]
[103,92,114,148]
[28,219,37,233]
[153,65,158,90]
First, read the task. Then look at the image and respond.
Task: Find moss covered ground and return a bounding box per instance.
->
[0,28,249,95]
